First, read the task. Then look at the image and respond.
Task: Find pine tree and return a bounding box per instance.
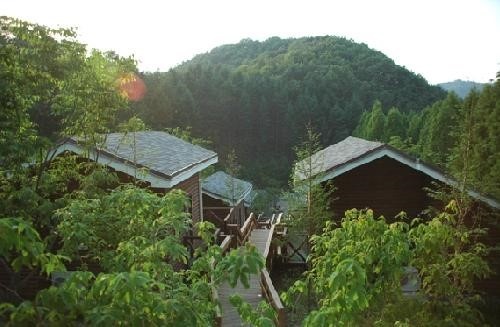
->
[368,100,386,141]
[418,93,462,166]
[384,107,407,141]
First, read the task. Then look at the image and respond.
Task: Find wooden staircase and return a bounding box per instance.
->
[213,209,286,326]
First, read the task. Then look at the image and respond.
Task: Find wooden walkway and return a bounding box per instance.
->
[218,228,271,326]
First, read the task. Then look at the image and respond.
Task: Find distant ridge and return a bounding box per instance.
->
[438,79,487,98]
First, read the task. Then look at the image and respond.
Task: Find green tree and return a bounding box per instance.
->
[418,93,462,166]
[384,107,407,141]
[451,82,500,198]
[0,16,83,169]
[286,125,335,314]
[1,187,265,325]
[407,111,423,146]
[353,101,387,142]
[290,125,334,238]
[284,204,491,326]
[368,100,387,141]
[352,110,370,139]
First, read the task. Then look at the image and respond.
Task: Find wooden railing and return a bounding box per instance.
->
[212,211,286,326]
[274,230,308,265]
[260,214,286,327]
[203,198,247,236]
[213,234,234,327]
[204,207,230,228]
[261,269,286,327]
[223,198,246,228]
[226,212,257,246]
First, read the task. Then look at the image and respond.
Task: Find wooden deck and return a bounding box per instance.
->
[218,228,271,326]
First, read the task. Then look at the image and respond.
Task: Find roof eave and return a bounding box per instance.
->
[202,185,252,204]
[49,139,218,189]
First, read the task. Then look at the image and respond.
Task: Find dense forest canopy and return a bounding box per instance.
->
[131,36,446,187]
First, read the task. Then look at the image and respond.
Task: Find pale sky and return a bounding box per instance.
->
[3,0,500,84]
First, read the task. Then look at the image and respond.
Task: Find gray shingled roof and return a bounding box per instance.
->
[70,131,217,178]
[296,136,384,179]
[202,171,253,203]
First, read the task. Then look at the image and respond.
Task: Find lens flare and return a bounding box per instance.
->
[118,73,146,101]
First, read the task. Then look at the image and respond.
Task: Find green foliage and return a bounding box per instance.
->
[230,294,276,327]
[118,116,147,133]
[56,187,191,271]
[385,107,407,141]
[284,209,410,325]
[449,82,500,198]
[418,93,462,166]
[367,100,386,141]
[214,243,265,288]
[283,205,491,326]
[354,101,408,144]
[0,270,209,326]
[0,16,81,169]
[0,218,67,275]
[289,126,334,237]
[2,186,267,325]
[0,17,134,170]
[409,200,490,303]
[54,50,135,142]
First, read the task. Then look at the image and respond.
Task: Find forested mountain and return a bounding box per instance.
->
[438,79,487,98]
[132,36,446,187]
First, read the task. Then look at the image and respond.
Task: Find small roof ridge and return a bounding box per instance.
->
[69,131,217,178]
[202,171,253,201]
[296,136,384,178]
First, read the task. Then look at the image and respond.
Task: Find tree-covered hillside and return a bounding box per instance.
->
[132,36,446,187]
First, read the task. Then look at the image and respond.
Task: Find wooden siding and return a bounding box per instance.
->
[331,156,438,220]
[151,173,202,223]
[174,173,202,223]
[203,194,228,208]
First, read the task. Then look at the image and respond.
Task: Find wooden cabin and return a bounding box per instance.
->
[202,171,254,227]
[50,131,218,222]
[296,136,499,219]
[296,136,500,293]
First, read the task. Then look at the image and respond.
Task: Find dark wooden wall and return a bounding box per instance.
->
[331,156,436,220]
[202,194,228,208]
[174,173,202,223]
